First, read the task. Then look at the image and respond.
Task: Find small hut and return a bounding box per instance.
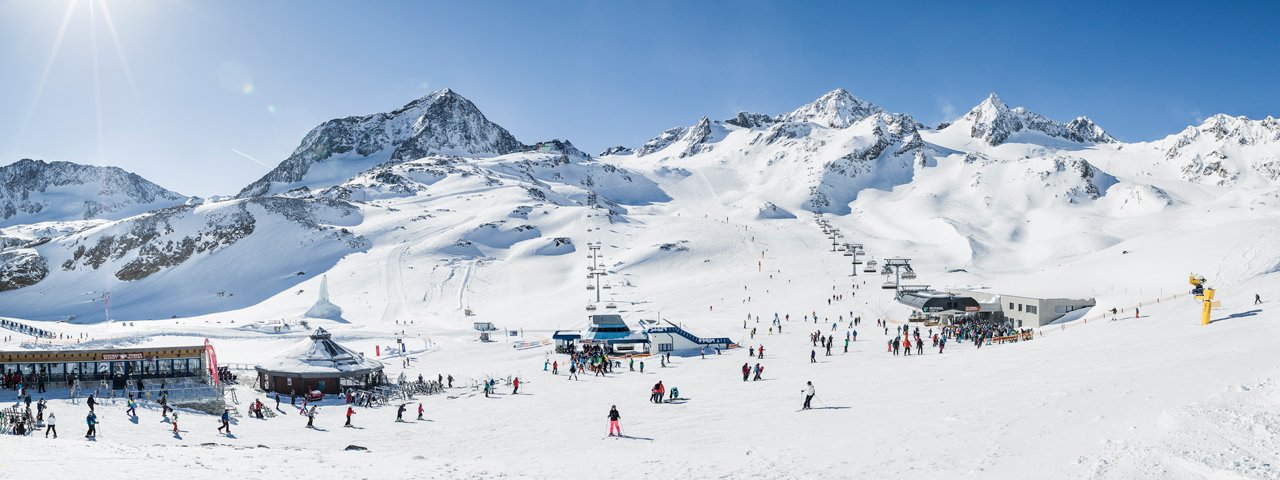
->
[255,328,384,395]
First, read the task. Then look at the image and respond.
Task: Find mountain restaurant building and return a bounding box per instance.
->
[254,328,385,395]
[0,344,212,390]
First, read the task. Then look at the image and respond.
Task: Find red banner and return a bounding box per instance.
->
[205,339,219,386]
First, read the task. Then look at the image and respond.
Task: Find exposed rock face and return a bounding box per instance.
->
[59,198,366,282]
[238,89,527,198]
[948,94,1116,146]
[0,250,48,291]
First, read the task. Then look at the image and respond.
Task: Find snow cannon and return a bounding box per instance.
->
[1190,274,1218,326]
[1189,274,1206,296]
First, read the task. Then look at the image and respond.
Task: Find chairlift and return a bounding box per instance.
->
[843,251,853,257]
[863,265,876,273]
[902,271,918,280]
[602,285,613,290]
[587,285,596,290]
[605,303,618,310]
[881,280,898,290]
[586,304,598,311]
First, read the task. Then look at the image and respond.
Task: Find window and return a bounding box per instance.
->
[658,343,673,352]
[1027,306,1037,314]
[1009,302,1014,310]
[1017,304,1023,312]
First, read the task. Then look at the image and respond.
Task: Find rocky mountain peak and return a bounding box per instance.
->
[238,88,526,198]
[778,88,884,128]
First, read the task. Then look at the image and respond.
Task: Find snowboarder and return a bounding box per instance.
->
[217,408,231,434]
[670,387,679,401]
[44,412,56,438]
[345,406,355,427]
[801,381,815,410]
[607,405,622,437]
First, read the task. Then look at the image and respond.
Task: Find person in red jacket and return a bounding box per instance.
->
[344,406,355,427]
[741,363,750,382]
[903,337,912,356]
[512,377,520,395]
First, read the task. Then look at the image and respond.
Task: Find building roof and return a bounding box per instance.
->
[254,328,383,377]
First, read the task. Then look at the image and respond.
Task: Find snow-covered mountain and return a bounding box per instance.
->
[0,159,187,227]
[622,89,925,214]
[940,93,1116,146]
[1153,114,1280,186]
[0,196,368,319]
[2,87,1279,323]
[237,88,527,198]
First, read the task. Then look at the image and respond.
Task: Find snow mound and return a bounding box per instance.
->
[532,237,575,256]
[756,202,796,219]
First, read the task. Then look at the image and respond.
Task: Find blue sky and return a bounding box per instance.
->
[1,0,1277,196]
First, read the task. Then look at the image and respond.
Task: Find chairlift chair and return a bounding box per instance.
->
[881,280,898,290]
[586,304,597,311]
[863,265,876,273]
[605,303,618,310]
[587,285,596,290]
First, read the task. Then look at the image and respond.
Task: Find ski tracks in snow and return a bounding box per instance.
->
[1086,377,1279,479]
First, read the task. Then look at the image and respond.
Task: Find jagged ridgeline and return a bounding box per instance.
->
[1,87,1278,320]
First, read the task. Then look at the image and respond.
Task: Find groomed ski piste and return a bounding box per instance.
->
[1,89,1279,479]
[1,192,1277,479]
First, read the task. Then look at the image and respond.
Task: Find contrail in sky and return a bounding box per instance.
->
[231,148,271,167]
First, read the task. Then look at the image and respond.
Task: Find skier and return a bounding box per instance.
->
[44,412,56,438]
[171,411,179,434]
[801,381,815,410]
[512,377,520,395]
[607,405,622,437]
[742,363,750,382]
[417,403,424,421]
[1256,294,1262,305]
[305,406,317,428]
[86,394,96,413]
[640,361,645,373]
[345,406,355,427]
[670,387,679,401]
[85,411,97,438]
[396,403,407,422]
[126,396,137,417]
[447,375,454,388]
[758,345,764,359]
[810,349,816,363]
[568,363,579,381]
[753,363,763,381]
[552,361,559,374]
[217,408,231,434]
